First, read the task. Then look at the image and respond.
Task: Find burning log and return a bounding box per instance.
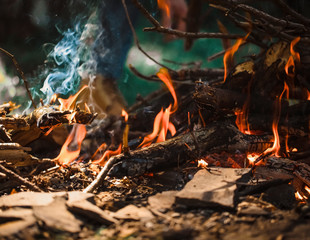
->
[84,122,271,192]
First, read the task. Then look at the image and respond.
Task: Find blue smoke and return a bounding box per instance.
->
[40,24,82,102]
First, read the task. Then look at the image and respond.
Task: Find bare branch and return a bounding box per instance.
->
[0,48,37,109]
[131,0,244,40]
[122,0,174,72]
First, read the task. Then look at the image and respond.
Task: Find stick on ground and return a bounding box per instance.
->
[0,163,43,192]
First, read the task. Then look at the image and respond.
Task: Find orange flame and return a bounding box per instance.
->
[157,68,178,113]
[157,105,172,142]
[223,33,250,82]
[58,85,88,111]
[122,109,129,122]
[262,83,289,158]
[290,36,301,63]
[157,0,170,18]
[285,56,295,78]
[305,186,310,195]
[91,143,107,160]
[295,191,308,201]
[285,36,301,77]
[93,144,122,166]
[295,191,304,200]
[54,124,87,165]
[138,68,178,148]
[139,105,176,148]
[235,109,252,135]
[50,94,58,104]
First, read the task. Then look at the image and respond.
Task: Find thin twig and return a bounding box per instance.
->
[208,42,248,61]
[83,156,122,193]
[274,0,310,26]
[143,26,244,40]
[0,163,43,192]
[0,48,37,109]
[122,0,174,72]
[129,64,193,84]
[131,0,244,40]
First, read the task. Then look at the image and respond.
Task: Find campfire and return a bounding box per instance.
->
[0,0,310,239]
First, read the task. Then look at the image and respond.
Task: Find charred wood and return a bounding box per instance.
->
[108,123,263,177]
[10,106,97,146]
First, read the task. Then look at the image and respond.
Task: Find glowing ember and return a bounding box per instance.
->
[295,191,307,201]
[223,33,250,82]
[247,153,260,166]
[157,0,170,18]
[295,191,304,200]
[197,159,208,168]
[157,68,178,113]
[93,144,122,166]
[54,124,87,165]
[291,148,298,152]
[305,186,310,195]
[122,109,129,122]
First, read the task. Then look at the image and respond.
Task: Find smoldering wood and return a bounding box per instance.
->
[108,123,267,178]
[8,106,97,146]
[255,157,310,193]
[84,122,264,193]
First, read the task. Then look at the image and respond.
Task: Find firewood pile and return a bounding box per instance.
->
[0,0,310,239]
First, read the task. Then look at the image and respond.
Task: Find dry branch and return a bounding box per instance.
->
[131,0,244,40]
[0,48,36,108]
[0,163,43,192]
